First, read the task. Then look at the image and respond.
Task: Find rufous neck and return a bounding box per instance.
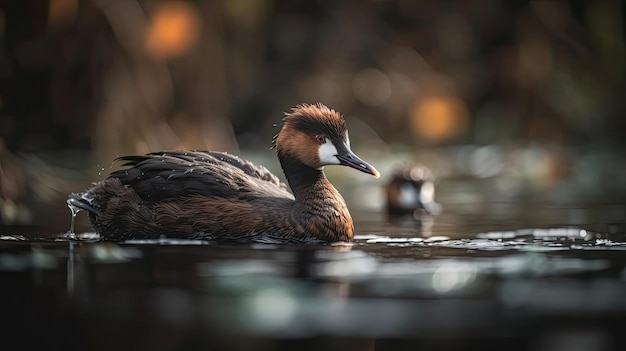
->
[278,153,354,242]
[278,155,329,200]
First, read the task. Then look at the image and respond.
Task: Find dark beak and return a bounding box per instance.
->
[336,150,380,179]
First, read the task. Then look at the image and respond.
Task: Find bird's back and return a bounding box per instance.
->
[69,151,297,241]
[112,151,293,201]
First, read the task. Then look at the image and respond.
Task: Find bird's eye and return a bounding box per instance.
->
[315,134,327,144]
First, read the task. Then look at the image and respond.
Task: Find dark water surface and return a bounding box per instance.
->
[1,201,626,351]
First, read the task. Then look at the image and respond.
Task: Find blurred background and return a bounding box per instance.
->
[0,0,624,234]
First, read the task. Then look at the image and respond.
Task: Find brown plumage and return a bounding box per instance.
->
[68,103,380,243]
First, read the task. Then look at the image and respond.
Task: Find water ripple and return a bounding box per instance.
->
[355,228,626,252]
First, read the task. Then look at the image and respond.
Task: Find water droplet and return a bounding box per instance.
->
[66,200,82,237]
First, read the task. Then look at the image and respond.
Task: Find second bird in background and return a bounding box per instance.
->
[386,163,442,217]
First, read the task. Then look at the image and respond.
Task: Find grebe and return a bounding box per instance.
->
[386,163,441,215]
[68,103,380,242]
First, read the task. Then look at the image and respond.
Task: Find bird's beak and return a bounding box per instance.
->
[336,150,380,179]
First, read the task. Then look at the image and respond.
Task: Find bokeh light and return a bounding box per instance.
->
[410,96,469,143]
[144,1,202,60]
[223,0,271,28]
[246,287,297,332]
[48,0,78,28]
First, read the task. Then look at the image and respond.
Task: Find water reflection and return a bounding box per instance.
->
[1,204,626,350]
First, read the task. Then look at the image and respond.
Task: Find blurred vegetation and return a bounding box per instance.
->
[0,0,624,232]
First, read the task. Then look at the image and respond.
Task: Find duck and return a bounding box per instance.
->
[386,163,441,216]
[67,103,380,243]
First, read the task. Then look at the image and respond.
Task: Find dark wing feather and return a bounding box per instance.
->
[109,151,292,202]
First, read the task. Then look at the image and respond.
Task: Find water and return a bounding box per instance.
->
[1,202,626,350]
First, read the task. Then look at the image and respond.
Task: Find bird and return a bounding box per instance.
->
[67,103,380,243]
[385,163,441,216]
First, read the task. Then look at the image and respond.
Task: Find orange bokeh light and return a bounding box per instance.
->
[410,96,469,143]
[48,0,78,27]
[144,1,201,60]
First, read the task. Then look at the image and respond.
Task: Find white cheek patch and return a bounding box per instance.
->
[419,181,435,204]
[398,183,420,209]
[318,141,340,166]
